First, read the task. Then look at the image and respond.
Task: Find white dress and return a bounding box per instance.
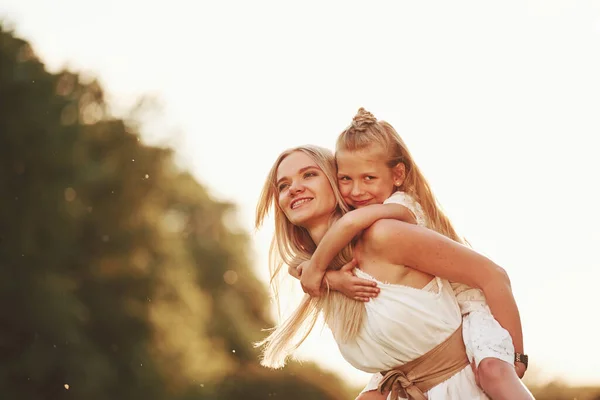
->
[337,269,488,399]
[383,191,515,368]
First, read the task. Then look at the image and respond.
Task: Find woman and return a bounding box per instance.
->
[255,145,526,399]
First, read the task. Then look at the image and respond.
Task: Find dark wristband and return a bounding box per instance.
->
[515,352,528,368]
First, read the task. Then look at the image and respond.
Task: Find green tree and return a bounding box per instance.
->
[0,24,352,400]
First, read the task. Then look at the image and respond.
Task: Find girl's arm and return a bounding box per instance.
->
[288,260,379,302]
[364,219,525,358]
[300,203,416,296]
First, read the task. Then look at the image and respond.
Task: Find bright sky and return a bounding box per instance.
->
[2,0,599,387]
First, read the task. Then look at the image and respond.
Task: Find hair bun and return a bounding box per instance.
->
[351,107,377,132]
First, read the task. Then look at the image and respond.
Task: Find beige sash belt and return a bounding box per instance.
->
[378,324,469,400]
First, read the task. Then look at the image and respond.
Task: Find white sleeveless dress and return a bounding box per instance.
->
[383,192,515,368]
[337,269,488,399]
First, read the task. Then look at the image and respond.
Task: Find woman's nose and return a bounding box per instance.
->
[289,180,304,195]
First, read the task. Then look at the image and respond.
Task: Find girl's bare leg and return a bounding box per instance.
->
[355,390,389,400]
[477,358,534,399]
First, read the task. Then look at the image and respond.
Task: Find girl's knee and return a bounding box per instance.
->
[478,357,515,384]
[355,390,388,400]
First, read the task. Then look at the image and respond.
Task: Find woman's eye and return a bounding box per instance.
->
[338,176,350,181]
[278,183,289,192]
[304,172,317,178]
[365,176,376,181]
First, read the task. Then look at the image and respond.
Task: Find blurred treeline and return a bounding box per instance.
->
[0,24,354,400]
[528,382,600,400]
[1,24,599,400]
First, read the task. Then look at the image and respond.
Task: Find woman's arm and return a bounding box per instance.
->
[364,219,524,357]
[300,203,416,296]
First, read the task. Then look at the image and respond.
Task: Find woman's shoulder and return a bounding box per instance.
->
[358,220,437,285]
[361,218,414,251]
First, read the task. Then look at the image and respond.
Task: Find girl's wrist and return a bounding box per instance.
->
[324,270,340,289]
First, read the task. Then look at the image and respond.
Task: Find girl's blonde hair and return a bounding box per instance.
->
[255,145,365,368]
[337,108,466,244]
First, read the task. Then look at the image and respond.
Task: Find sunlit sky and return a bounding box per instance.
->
[2,0,599,387]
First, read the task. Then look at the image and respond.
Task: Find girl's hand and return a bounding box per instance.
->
[325,259,379,302]
[300,260,327,296]
[288,263,302,279]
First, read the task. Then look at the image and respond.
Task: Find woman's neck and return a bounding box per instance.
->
[304,217,330,246]
[307,224,328,246]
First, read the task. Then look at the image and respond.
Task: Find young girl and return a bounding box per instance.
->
[299,108,531,399]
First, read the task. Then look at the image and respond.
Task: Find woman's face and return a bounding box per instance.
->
[276,151,337,228]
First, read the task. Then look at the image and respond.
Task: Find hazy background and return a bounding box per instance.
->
[1,1,599,398]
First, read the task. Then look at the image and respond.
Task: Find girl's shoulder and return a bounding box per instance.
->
[384,191,428,227]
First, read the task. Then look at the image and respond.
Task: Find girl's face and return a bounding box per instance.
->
[336,146,398,208]
[276,151,337,227]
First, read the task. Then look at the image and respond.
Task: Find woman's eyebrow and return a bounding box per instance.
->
[276,165,318,186]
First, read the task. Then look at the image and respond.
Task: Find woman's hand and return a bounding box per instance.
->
[515,362,526,379]
[470,360,482,389]
[325,259,379,302]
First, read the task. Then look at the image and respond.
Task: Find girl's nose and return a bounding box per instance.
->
[351,183,363,196]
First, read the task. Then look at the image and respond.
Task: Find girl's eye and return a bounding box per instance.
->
[338,176,350,181]
[365,176,376,181]
[278,183,289,192]
[304,171,317,178]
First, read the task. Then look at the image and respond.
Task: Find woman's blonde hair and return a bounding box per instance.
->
[337,108,466,244]
[255,145,365,368]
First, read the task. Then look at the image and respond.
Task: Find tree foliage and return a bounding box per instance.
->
[0,24,352,400]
